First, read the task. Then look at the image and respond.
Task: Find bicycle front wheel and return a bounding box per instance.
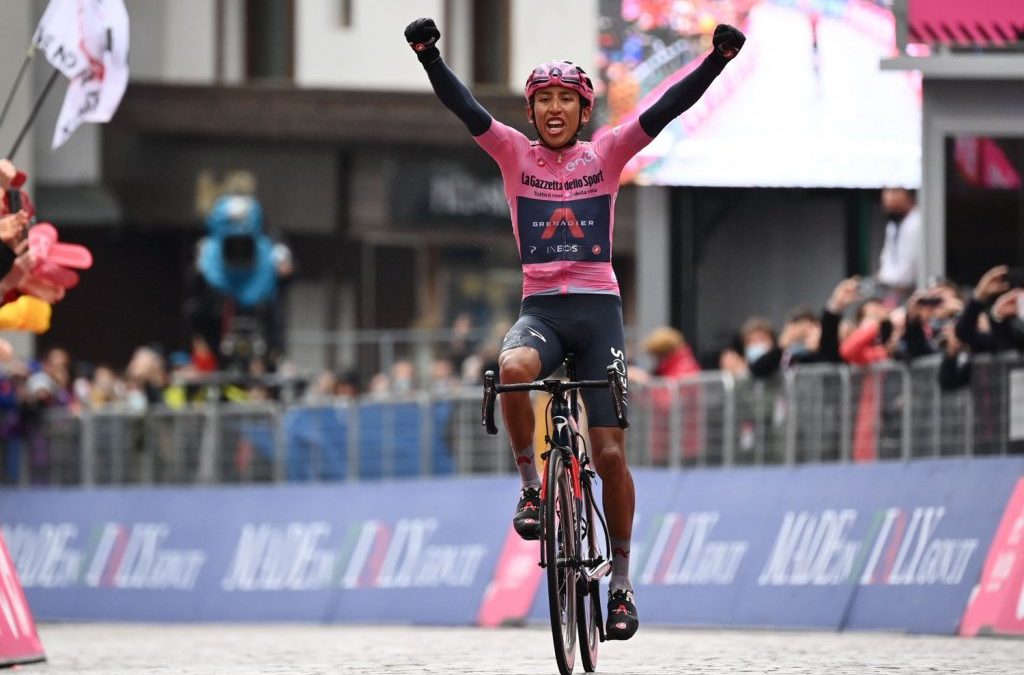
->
[544,451,577,675]
[577,483,602,672]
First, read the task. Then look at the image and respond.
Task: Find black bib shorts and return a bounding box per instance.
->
[501,294,628,428]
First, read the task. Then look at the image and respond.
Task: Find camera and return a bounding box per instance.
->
[1006,267,1024,289]
[223,234,256,268]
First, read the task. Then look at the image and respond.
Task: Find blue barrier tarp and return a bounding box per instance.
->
[529,458,1024,634]
[0,477,512,624]
[284,403,456,482]
[3,457,1021,632]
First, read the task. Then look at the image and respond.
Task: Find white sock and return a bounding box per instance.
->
[610,538,633,593]
[514,445,540,487]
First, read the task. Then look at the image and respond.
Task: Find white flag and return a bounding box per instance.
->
[33,0,130,149]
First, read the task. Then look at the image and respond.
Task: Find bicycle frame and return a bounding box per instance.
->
[539,360,611,587]
[481,357,629,659]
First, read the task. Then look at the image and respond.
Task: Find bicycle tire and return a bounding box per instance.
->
[577,482,602,672]
[544,451,577,675]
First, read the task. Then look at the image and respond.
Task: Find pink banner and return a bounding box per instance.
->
[0,530,45,666]
[960,478,1024,636]
[477,527,544,627]
[908,0,1022,46]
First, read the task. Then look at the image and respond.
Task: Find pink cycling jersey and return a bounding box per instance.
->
[474,119,653,298]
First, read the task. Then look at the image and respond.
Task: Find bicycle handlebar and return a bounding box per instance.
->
[481,365,629,434]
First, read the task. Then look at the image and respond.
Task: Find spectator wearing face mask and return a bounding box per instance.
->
[778,307,822,369]
[740,317,781,378]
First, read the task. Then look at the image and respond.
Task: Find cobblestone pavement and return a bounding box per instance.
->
[25,623,1024,675]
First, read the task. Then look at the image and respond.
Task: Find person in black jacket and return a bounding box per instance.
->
[956,265,1024,354]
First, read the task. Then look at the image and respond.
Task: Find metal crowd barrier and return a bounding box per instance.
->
[5,355,1023,487]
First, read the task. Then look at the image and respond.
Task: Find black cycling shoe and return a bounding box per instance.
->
[606,589,639,640]
[513,486,541,540]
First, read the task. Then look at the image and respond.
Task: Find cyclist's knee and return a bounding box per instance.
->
[498,348,540,384]
[593,442,628,478]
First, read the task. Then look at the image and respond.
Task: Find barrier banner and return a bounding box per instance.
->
[2,457,1020,633]
[525,458,1022,634]
[0,529,45,666]
[960,478,1024,636]
[0,478,516,624]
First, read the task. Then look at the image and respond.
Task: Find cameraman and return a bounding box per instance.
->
[185,195,293,375]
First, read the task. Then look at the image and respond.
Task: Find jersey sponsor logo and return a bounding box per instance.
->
[520,170,604,192]
[517,195,611,265]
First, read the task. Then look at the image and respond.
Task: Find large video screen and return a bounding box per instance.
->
[596,0,921,188]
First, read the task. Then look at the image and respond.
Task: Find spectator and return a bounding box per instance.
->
[460,320,507,385]
[902,280,964,360]
[429,357,461,392]
[89,365,125,408]
[0,159,66,306]
[390,360,416,394]
[937,323,971,391]
[840,299,899,365]
[956,265,1024,353]
[447,312,478,374]
[304,370,340,404]
[642,327,700,379]
[778,306,822,368]
[334,371,360,399]
[819,276,861,363]
[876,187,921,304]
[641,326,701,464]
[742,316,781,377]
[841,299,907,463]
[125,346,167,410]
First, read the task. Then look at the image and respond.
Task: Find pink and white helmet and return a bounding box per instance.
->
[524,61,595,107]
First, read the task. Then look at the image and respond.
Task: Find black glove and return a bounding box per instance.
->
[712,24,745,60]
[405,17,441,64]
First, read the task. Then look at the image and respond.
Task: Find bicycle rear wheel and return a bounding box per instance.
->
[544,451,577,675]
[577,483,602,672]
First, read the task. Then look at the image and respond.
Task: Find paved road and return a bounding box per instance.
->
[25,623,1024,674]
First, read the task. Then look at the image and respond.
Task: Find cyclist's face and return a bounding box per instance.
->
[528,85,591,148]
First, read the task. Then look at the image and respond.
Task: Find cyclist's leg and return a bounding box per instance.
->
[572,296,639,639]
[499,313,564,539]
[498,314,565,460]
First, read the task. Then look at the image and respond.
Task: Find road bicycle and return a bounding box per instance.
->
[482,356,629,675]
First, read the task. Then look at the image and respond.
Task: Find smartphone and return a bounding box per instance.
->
[1006,267,1024,288]
[857,277,878,297]
[916,296,943,307]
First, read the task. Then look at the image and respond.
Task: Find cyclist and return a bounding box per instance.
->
[405,16,745,640]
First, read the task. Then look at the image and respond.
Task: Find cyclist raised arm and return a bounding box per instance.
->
[405,16,745,641]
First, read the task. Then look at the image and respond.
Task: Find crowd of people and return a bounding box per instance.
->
[635,265,1024,393]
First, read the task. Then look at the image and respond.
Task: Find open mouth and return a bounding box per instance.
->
[546,118,566,134]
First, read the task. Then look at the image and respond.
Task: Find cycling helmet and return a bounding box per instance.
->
[525,61,595,107]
